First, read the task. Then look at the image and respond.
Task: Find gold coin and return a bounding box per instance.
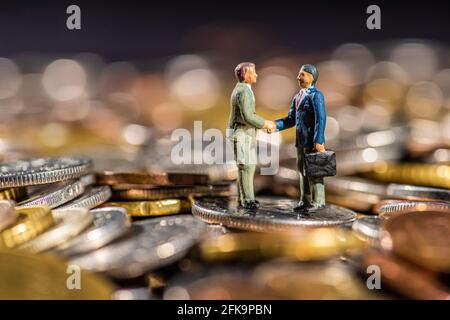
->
[19,208,94,253]
[0,249,116,299]
[0,187,27,201]
[0,205,55,249]
[100,199,189,217]
[198,229,365,262]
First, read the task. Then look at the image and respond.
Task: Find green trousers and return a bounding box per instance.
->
[297,147,326,206]
[231,128,257,206]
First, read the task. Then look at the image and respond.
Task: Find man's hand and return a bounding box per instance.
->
[263,120,276,133]
[314,143,326,153]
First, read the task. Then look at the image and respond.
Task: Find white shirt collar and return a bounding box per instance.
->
[245,83,252,89]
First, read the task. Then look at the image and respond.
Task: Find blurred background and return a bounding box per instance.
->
[0,0,449,171]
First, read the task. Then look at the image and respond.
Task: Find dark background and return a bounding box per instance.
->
[1,0,449,60]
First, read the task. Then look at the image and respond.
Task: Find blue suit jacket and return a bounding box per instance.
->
[275,86,326,148]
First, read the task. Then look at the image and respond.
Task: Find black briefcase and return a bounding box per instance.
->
[304,150,336,178]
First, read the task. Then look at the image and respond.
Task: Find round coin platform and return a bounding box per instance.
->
[192,197,357,232]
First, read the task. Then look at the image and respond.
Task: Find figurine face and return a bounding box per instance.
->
[297,68,314,89]
[244,66,258,84]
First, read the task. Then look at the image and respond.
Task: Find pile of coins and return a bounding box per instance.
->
[0,155,449,300]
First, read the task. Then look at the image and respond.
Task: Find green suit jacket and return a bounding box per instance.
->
[228,82,265,130]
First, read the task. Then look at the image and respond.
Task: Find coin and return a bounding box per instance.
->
[101,199,187,217]
[70,215,206,278]
[158,163,238,182]
[17,180,85,209]
[325,176,388,197]
[381,211,450,273]
[58,186,111,209]
[386,184,450,201]
[0,200,17,232]
[361,250,450,300]
[0,249,116,299]
[198,229,364,262]
[0,157,92,188]
[54,207,130,256]
[352,216,381,244]
[376,200,450,217]
[0,206,55,249]
[0,187,27,201]
[97,171,209,186]
[192,197,357,232]
[111,184,231,201]
[367,162,450,189]
[19,207,93,253]
[251,261,378,299]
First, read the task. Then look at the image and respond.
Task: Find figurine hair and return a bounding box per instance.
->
[301,64,319,85]
[234,62,255,82]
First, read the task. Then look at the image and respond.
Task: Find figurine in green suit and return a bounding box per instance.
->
[228,62,275,210]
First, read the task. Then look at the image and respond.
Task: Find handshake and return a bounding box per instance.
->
[263,120,277,133]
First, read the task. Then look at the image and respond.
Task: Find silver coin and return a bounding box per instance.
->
[352,216,381,244]
[192,197,357,232]
[386,184,450,201]
[17,180,85,209]
[58,186,111,209]
[0,200,17,232]
[54,207,129,256]
[378,200,450,216]
[70,215,206,279]
[0,157,92,188]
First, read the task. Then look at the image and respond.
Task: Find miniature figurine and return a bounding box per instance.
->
[228,62,275,210]
[269,64,330,212]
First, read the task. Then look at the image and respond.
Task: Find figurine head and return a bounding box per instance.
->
[235,62,257,84]
[297,64,318,88]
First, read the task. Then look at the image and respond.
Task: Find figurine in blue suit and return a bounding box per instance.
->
[270,64,327,211]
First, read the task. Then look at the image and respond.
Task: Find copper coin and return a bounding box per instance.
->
[111,184,231,201]
[361,250,449,300]
[381,211,450,273]
[97,171,209,186]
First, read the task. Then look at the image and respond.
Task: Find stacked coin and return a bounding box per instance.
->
[97,170,232,217]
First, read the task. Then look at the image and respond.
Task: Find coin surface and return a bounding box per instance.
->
[54,207,130,256]
[70,215,206,278]
[58,185,111,209]
[0,200,17,232]
[0,157,92,188]
[192,197,357,232]
[17,180,85,209]
[352,216,381,244]
[0,250,116,299]
[381,211,450,273]
[361,250,450,300]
